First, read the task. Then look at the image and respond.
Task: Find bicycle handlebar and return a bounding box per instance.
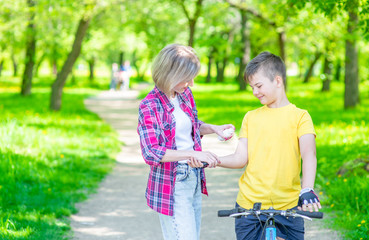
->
[218,208,323,219]
[295,210,323,219]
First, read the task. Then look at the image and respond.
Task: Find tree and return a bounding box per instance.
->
[344,0,360,108]
[196,1,241,84]
[21,0,37,96]
[50,1,94,111]
[0,0,26,78]
[225,0,297,88]
[289,0,368,108]
[226,0,288,62]
[234,2,250,90]
[303,51,321,83]
[172,0,204,47]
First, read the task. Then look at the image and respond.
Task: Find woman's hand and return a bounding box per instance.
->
[213,124,235,141]
[188,151,219,168]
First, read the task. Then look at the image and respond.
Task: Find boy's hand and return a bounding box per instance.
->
[298,188,322,212]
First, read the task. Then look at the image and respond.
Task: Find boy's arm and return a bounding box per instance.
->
[299,133,322,212]
[218,138,248,169]
[299,134,317,189]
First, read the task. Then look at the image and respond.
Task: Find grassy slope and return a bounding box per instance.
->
[0,76,121,239]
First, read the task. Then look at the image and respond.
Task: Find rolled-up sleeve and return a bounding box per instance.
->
[137,102,167,166]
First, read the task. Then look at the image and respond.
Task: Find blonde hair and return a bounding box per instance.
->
[152,44,200,95]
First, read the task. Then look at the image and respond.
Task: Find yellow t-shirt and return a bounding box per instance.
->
[237,103,316,210]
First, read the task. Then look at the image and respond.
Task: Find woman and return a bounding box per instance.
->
[137,44,234,240]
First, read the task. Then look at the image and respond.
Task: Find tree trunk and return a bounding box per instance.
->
[278,32,286,63]
[34,53,45,77]
[131,50,142,81]
[178,0,203,47]
[188,20,195,47]
[334,60,341,81]
[52,60,58,76]
[237,9,250,91]
[206,49,214,83]
[0,60,4,77]
[344,2,359,108]
[71,69,76,85]
[88,58,95,82]
[12,55,18,77]
[278,31,287,88]
[216,57,227,83]
[21,0,36,96]
[216,61,223,83]
[119,51,124,67]
[50,17,91,111]
[321,54,332,92]
[303,52,321,83]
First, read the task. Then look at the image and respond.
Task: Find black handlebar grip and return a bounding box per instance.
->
[201,162,209,168]
[296,211,324,219]
[218,209,236,217]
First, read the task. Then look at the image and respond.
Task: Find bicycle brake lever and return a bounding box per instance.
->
[294,213,312,221]
[230,212,251,218]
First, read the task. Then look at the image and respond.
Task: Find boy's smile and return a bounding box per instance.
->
[249,71,277,106]
[248,70,289,108]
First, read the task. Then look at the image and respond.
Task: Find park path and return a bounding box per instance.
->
[70,84,341,240]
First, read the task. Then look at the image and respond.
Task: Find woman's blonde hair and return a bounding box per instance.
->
[152,44,200,95]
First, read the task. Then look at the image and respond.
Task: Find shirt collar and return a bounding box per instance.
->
[153,86,174,112]
[153,86,191,112]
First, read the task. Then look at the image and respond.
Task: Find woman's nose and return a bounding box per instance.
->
[188,79,194,87]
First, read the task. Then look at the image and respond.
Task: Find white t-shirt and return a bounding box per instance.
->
[170,95,194,163]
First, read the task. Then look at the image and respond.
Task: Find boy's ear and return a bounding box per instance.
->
[275,76,284,88]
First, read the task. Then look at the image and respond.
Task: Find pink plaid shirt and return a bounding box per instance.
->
[137,86,208,216]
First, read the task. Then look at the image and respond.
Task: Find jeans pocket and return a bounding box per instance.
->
[176,165,189,182]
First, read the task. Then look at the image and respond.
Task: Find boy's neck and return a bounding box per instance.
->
[266,95,290,108]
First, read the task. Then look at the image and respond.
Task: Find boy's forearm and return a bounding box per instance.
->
[218,138,248,168]
[218,154,245,169]
[301,154,317,189]
[299,134,317,189]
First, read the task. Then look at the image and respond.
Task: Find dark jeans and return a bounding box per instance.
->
[235,203,305,240]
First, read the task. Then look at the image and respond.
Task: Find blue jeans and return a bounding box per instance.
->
[159,164,202,240]
[235,203,305,240]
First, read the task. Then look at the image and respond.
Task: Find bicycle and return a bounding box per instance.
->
[218,202,323,240]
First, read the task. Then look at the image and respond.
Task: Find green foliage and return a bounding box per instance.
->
[0,76,121,239]
[289,0,369,40]
[191,78,369,239]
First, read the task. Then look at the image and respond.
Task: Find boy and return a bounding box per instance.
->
[219,52,322,240]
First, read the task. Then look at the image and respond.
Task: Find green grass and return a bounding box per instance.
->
[0,75,121,239]
[190,78,369,239]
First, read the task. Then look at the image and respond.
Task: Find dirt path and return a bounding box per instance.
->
[70,85,341,240]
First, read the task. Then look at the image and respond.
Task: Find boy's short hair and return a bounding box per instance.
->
[152,44,200,95]
[244,51,286,88]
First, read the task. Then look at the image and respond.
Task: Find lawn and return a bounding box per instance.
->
[0,75,121,239]
[191,77,369,239]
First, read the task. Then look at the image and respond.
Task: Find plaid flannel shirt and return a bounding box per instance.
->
[137,86,208,216]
